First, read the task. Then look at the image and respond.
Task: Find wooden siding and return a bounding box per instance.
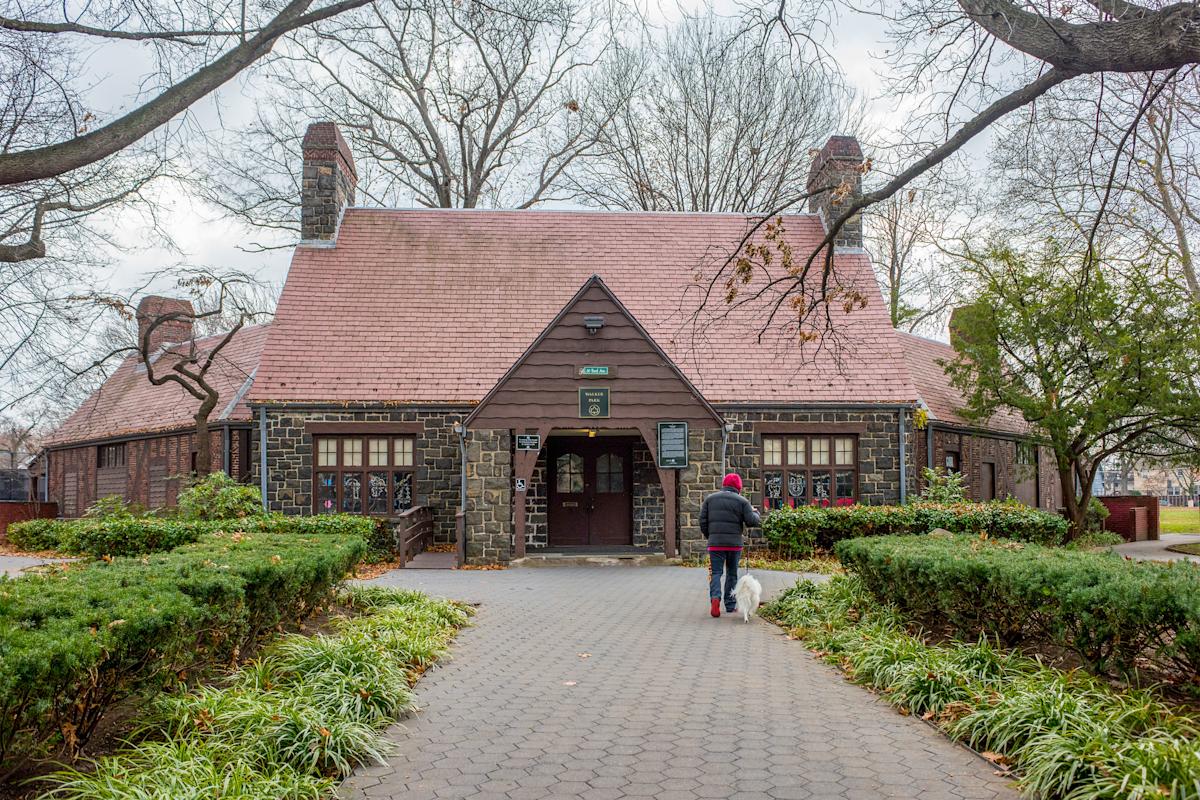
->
[469,283,721,429]
[913,425,1063,511]
[47,427,250,517]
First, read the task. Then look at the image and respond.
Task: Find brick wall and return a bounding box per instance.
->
[1098,495,1160,541]
[0,501,57,542]
[912,426,1063,511]
[254,407,468,542]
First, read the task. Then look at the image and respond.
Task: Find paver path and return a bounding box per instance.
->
[1113,533,1200,563]
[341,567,1018,800]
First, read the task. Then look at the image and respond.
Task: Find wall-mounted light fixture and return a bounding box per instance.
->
[583,315,604,335]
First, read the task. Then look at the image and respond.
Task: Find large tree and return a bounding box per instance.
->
[570,10,848,212]
[945,242,1200,537]
[695,0,1200,336]
[204,0,620,231]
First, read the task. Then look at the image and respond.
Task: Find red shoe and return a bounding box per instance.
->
[710,599,721,618]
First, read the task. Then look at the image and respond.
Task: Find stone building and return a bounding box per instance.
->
[43,123,1061,562]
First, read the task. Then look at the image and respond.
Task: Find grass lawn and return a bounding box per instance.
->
[1160,506,1200,534]
[1168,542,1200,555]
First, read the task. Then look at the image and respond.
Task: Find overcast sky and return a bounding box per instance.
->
[98,0,906,295]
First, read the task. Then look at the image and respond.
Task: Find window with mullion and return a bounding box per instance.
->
[762,434,858,510]
[314,434,416,516]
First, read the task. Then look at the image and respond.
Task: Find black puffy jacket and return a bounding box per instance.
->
[699,487,762,548]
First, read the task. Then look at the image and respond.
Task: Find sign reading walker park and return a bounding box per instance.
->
[657,422,689,468]
[578,387,610,419]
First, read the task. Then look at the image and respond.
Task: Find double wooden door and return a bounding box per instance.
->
[547,437,633,547]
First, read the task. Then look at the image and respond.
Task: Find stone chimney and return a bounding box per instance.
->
[301,121,358,241]
[136,296,195,357]
[806,135,864,248]
[948,304,990,352]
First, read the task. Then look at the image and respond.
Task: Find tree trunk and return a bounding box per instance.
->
[1057,464,1086,541]
[193,395,218,477]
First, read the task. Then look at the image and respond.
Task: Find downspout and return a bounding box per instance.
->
[222,426,232,476]
[898,409,908,504]
[258,407,268,512]
[456,424,467,513]
[926,423,934,471]
[720,423,730,481]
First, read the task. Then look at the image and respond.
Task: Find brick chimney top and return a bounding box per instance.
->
[806,135,865,249]
[301,121,358,241]
[135,295,195,358]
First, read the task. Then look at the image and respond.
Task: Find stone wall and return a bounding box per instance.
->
[465,428,512,563]
[676,408,915,559]
[631,438,664,549]
[253,406,467,542]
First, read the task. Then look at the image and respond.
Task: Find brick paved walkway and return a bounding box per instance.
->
[341,567,1018,800]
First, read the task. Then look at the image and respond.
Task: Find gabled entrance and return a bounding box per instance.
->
[465,275,724,560]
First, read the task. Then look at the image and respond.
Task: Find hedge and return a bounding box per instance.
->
[835,534,1200,679]
[761,500,1067,554]
[8,514,377,558]
[0,522,368,767]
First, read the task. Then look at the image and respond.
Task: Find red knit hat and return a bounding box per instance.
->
[722,473,743,491]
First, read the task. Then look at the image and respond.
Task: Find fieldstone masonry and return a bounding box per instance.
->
[254,405,916,565]
[252,406,467,543]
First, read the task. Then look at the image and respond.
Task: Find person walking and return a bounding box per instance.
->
[699,473,761,618]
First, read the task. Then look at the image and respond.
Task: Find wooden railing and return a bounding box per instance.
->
[395,505,433,568]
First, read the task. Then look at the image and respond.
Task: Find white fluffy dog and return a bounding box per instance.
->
[733,572,762,622]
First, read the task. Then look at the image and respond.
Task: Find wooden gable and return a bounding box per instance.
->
[466,276,722,429]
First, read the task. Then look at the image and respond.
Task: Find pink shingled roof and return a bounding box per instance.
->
[896,331,1027,435]
[47,324,269,446]
[250,209,920,405]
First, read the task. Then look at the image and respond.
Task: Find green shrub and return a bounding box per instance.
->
[835,534,1200,678]
[7,513,376,559]
[760,501,1067,553]
[1085,496,1111,533]
[44,587,471,799]
[176,472,265,521]
[6,518,68,551]
[0,527,366,768]
[917,467,967,503]
[82,495,147,521]
[762,576,1200,800]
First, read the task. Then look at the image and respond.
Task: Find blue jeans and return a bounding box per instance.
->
[709,550,740,609]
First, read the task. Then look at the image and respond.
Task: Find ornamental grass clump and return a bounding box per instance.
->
[761,575,1200,800]
[41,587,472,800]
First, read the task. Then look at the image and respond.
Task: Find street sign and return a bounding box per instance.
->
[578,387,610,419]
[657,421,688,468]
[516,434,542,451]
[577,365,614,379]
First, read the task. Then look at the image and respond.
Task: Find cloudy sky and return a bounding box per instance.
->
[98,0,905,295]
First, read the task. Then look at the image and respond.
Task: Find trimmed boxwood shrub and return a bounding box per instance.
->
[761,501,1067,554]
[835,534,1200,678]
[8,514,378,559]
[0,520,369,767]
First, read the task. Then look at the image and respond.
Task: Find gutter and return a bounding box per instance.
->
[259,406,268,512]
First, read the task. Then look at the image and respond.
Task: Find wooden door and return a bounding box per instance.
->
[547,438,632,547]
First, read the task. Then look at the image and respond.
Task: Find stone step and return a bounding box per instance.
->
[510,552,681,568]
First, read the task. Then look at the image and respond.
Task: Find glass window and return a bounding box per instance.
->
[317,472,337,514]
[392,473,413,514]
[98,443,126,468]
[787,438,805,466]
[763,438,782,466]
[596,453,624,494]
[341,472,362,513]
[760,433,857,509]
[394,438,413,467]
[318,439,338,467]
[945,451,961,473]
[313,435,417,516]
[556,453,584,493]
[367,472,389,515]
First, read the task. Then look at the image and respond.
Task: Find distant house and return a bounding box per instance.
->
[42,123,1061,562]
[42,305,267,516]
